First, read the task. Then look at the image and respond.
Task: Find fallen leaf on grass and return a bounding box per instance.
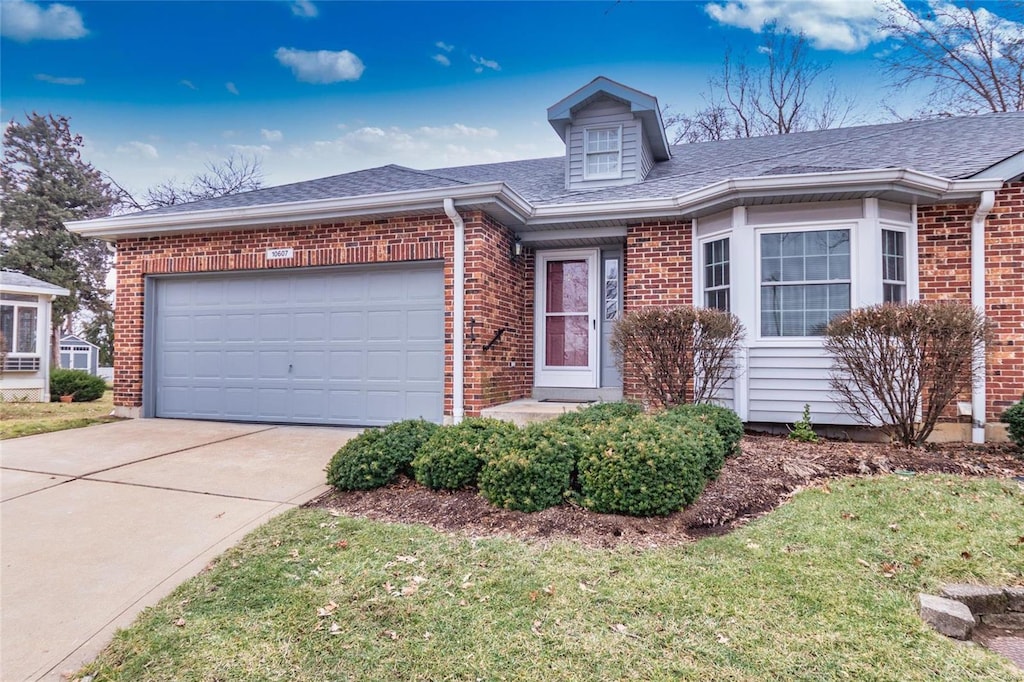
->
[543,584,555,597]
[717,634,730,644]
[856,559,871,569]
[328,509,342,517]
[578,581,596,593]
[329,622,342,635]
[381,630,399,641]
[317,601,339,617]
[961,551,973,560]
[841,512,858,520]
[888,523,900,532]
[333,540,349,550]
[289,549,300,559]
[531,620,543,635]
[610,623,639,639]
[173,618,186,628]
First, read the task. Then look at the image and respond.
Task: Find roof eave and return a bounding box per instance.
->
[0,283,71,297]
[526,169,1003,226]
[66,182,534,240]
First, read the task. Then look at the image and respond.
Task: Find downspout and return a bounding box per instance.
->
[971,190,995,444]
[443,198,465,424]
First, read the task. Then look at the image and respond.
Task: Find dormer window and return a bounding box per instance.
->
[584,126,621,179]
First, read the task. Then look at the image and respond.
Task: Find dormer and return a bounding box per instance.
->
[547,77,671,192]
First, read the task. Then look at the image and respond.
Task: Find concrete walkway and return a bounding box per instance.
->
[0,419,357,681]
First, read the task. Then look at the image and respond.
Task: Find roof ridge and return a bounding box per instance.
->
[391,164,473,186]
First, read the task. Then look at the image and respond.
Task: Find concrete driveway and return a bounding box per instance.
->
[0,418,357,681]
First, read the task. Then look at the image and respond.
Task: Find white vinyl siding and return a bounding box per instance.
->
[746,346,861,425]
[566,98,640,190]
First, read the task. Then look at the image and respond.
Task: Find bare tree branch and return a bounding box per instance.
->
[141,153,264,208]
[879,0,1024,115]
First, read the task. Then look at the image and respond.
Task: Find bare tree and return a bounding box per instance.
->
[666,23,855,143]
[111,152,264,211]
[879,0,1024,115]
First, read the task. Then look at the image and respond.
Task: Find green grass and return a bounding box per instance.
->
[0,389,119,439]
[79,475,1024,681]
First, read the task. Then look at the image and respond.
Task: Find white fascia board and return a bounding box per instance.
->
[0,284,70,297]
[66,182,533,240]
[528,169,1004,225]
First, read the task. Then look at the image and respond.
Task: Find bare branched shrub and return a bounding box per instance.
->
[611,306,744,409]
[824,302,991,446]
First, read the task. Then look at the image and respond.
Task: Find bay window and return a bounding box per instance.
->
[760,229,851,337]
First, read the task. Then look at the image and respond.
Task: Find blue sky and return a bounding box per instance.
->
[0,0,1017,197]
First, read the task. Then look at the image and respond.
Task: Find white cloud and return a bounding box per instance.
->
[435,41,454,52]
[229,144,272,154]
[116,141,159,160]
[289,0,317,18]
[226,82,239,95]
[432,54,451,67]
[470,55,501,73]
[417,123,498,139]
[703,0,888,52]
[275,47,365,83]
[0,0,87,41]
[34,73,84,85]
[179,79,197,90]
[261,128,284,142]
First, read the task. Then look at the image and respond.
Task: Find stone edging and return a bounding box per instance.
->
[919,584,1024,640]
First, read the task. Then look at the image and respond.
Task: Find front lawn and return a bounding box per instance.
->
[78,474,1023,681]
[0,389,119,439]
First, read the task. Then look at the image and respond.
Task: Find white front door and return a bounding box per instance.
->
[535,249,600,388]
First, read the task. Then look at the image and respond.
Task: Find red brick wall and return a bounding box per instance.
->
[113,211,528,418]
[463,212,532,412]
[917,181,1024,421]
[620,218,693,401]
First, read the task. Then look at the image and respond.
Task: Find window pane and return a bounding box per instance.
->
[60,352,71,367]
[805,255,828,280]
[782,256,804,281]
[781,233,804,257]
[16,307,37,353]
[762,257,781,283]
[829,284,850,310]
[761,233,780,258]
[884,283,906,304]
[545,315,589,367]
[546,260,588,313]
[73,353,89,369]
[0,305,13,354]
[761,311,780,337]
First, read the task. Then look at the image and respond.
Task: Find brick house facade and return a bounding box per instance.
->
[70,78,1024,441]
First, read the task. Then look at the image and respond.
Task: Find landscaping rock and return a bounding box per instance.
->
[1006,587,1024,613]
[941,583,1008,615]
[920,594,976,640]
[981,613,1024,630]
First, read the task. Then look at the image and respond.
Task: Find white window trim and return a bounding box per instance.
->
[698,234,732,311]
[880,219,919,302]
[582,125,623,181]
[0,300,42,356]
[754,222,857,343]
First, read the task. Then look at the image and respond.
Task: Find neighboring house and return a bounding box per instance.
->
[68,77,1023,441]
[58,334,100,376]
[0,271,70,402]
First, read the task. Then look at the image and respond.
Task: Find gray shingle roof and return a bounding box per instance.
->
[0,270,69,294]
[128,112,1024,216]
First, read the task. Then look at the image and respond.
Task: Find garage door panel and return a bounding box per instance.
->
[225,314,256,340]
[407,310,443,341]
[258,313,290,341]
[329,351,363,380]
[367,351,402,381]
[161,316,192,342]
[293,312,327,341]
[224,351,257,378]
[154,264,444,425]
[193,351,222,378]
[368,311,402,340]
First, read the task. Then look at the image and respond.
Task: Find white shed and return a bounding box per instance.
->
[0,271,70,402]
[59,334,100,376]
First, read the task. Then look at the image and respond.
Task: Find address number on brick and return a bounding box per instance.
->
[266,247,294,260]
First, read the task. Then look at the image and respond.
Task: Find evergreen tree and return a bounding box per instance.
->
[0,113,118,361]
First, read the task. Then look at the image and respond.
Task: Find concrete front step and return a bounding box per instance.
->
[480,399,591,427]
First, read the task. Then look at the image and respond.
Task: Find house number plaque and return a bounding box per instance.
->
[266,247,294,260]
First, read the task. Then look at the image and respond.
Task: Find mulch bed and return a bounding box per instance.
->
[305,434,1024,549]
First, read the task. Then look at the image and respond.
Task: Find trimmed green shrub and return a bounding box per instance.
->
[326,419,440,491]
[662,403,744,458]
[556,401,643,428]
[1001,394,1024,451]
[50,368,106,402]
[656,411,727,480]
[577,416,708,516]
[413,417,518,490]
[478,421,583,512]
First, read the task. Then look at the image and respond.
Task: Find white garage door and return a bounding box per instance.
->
[152,264,444,426]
